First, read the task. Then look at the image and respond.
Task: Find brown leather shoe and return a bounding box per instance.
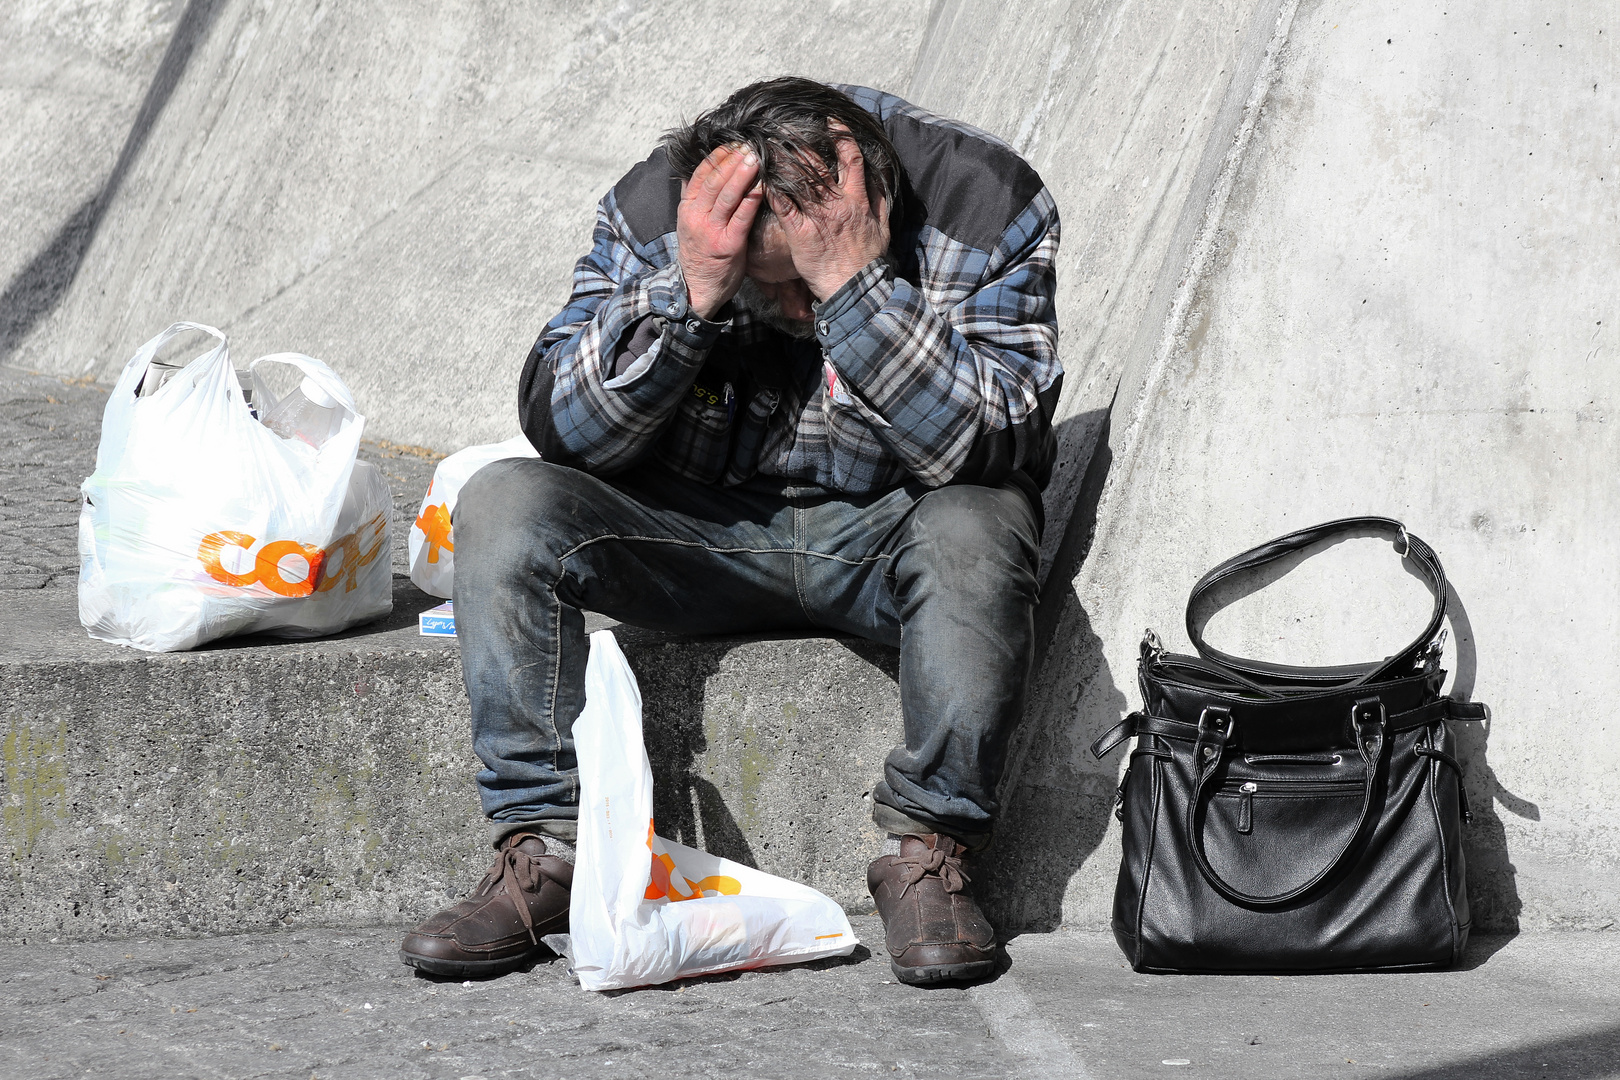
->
[868,833,996,986]
[399,832,572,978]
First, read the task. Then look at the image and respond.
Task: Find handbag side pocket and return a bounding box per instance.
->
[1113,745,1170,965]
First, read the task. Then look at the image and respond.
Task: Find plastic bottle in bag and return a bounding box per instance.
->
[136,359,184,397]
[261,376,343,448]
[236,369,256,416]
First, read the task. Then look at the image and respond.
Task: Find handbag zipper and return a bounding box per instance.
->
[1217,779,1363,795]
[1245,752,1342,765]
[1216,778,1364,834]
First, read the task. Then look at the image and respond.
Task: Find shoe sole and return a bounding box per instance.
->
[891,957,996,986]
[399,945,554,980]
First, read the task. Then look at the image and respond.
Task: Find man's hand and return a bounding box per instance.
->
[677,144,764,320]
[768,130,890,302]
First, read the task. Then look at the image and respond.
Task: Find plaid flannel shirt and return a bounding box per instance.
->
[519,86,1062,500]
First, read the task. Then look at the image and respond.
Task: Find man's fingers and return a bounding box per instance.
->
[683,144,737,210]
[684,145,725,193]
[768,187,827,250]
[728,183,764,237]
[833,133,869,211]
[710,150,760,223]
[701,146,740,197]
[767,189,809,230]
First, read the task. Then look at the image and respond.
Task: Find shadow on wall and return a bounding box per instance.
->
[982,593,1125,932]
[0,0,225,363]
[1446,584,1534,935]
[982,406,1126,933]
[635,633,908,877]
[618,636,760,869]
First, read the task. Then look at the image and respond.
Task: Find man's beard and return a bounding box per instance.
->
[734,278,817,340]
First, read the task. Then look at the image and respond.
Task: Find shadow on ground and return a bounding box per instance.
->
[1382,1021,1620,1080]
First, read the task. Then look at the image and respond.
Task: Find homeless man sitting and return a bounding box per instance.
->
[400,76,1062,987]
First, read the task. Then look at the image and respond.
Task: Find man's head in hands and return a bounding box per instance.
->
[665,77,899,332]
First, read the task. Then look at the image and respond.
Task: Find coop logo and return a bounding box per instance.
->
[642,819,740,902]
[414,482,454,563]
[196,513,387,597]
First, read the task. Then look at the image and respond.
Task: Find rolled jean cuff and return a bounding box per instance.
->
[870,793,992,853]
[489,817,578,849]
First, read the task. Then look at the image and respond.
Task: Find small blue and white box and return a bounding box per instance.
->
[419,601,455,637]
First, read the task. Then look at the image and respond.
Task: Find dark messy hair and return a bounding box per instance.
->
[662,77,900,223]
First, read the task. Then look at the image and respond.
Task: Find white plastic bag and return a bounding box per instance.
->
[407,435,539,598]
[78,322,392,652]
[570,630,858,991]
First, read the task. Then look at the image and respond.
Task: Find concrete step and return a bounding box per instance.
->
[2,576,903,941]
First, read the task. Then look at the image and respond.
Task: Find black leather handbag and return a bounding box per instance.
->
[1090,517,1488,974]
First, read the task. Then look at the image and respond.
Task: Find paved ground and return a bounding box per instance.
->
[4,921,1619,1080]
[7,366,1618,1080]
[0,363,439,591]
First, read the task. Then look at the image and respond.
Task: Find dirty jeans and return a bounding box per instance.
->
[452,457,1041,851]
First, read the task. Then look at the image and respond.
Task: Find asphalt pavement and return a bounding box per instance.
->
[4,920,1620,1080]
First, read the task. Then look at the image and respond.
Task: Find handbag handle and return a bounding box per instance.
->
[1186,699,1388,907]
[1185,517,1447,688]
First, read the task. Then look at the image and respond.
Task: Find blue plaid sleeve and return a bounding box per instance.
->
[811,187,1060,488]
[531,192,725,475]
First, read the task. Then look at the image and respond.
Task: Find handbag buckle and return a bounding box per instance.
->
[1351,698,1387,759]
[1416,628,1449,671]
[1140,628,1164,663]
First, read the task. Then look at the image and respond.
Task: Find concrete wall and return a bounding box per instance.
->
[2,0,1274,572]
[5,0,1615,936]
[0,0,183,351]
[1015,0,1620,931]
[5,0,932,450]
[906,0,1270,567]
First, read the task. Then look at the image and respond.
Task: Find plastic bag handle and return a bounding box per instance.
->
[110,322,232,401]
[93,323,235,479]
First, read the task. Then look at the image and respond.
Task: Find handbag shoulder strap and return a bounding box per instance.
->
[1185,516,1447,687]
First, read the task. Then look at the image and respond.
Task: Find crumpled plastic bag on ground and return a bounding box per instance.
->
[569,630,858,991]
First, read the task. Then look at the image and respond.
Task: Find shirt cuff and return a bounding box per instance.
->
[602,266,730,392]
[812,257,895,354]
[601,323,662,389]
[650,263,730,350]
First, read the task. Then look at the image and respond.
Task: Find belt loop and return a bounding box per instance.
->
[1195,705,1233,768]
[1351,697,1387,763]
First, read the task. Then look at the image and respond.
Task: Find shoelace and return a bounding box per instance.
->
[894,844,971,899]
[478,845,548,944]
